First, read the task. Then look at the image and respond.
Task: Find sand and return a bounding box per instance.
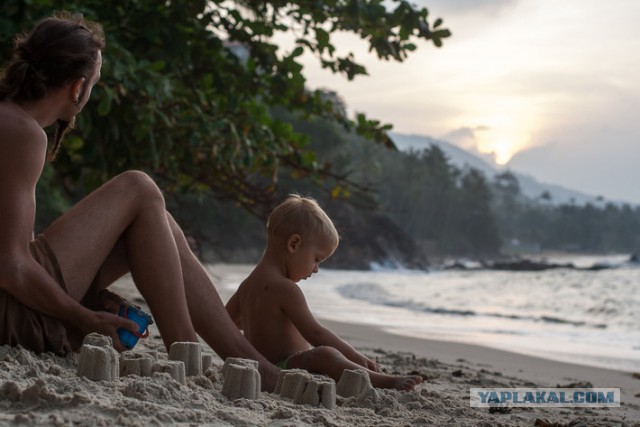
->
[0,265,638,426]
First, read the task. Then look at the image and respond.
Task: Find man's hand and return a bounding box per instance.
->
[80,310,139,352]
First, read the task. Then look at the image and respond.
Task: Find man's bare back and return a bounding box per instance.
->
[0,101,48,200]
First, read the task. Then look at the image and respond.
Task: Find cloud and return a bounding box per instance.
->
[440,126,499,164]
[441,126,481,149]
[415,0,519,17]
[508,127,640,204]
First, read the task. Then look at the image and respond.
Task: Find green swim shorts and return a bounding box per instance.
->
[276,358,289,369]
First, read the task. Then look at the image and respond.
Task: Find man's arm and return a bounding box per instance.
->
[0,119,137,349]
[277,282,379,371]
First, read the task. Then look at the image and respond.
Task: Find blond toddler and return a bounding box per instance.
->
[226,195,423,391]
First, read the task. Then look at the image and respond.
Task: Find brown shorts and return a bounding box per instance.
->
[0,234,73,355]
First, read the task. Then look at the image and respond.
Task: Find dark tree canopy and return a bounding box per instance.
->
[1,0,450,217]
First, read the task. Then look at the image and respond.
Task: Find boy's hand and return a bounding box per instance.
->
[350,352,381,372]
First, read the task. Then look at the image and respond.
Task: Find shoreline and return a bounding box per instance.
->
[330,319,640,374]
[210,264,640,421]
[212,263,639,392]
[322,318,640,408]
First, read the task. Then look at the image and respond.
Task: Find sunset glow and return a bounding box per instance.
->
[297,0,640,203]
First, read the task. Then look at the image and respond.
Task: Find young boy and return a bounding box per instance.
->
[226,195,423,391]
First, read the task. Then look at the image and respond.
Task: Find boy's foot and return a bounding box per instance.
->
[393,375,424,391]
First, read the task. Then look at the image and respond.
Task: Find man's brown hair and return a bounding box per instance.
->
[0,11,104,159]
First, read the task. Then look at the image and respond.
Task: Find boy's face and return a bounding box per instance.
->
[286,235,336,282]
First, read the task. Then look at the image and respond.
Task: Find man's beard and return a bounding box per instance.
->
[49,116,76,161]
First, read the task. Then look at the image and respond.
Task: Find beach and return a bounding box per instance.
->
[0,264,638,426]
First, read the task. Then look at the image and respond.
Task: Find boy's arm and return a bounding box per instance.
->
[278,282,379,371]
[225,292,243,329]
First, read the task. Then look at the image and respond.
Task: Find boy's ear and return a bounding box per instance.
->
[287,234,301,253]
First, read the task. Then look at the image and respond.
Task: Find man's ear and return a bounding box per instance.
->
[287,234,301,253]
[70,77,86,103]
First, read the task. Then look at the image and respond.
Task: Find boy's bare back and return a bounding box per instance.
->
[226,261,314,365]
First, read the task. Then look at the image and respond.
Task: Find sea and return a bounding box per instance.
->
[217,254,640,372]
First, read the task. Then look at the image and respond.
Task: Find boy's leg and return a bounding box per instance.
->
[42,171,197,348]
[287,346,423,391]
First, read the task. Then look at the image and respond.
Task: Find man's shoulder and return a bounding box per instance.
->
[0,105,47,187]
[0,102,45,144]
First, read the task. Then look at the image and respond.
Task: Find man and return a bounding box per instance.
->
[0,11,278,390]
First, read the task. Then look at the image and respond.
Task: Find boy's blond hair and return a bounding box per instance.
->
[267,195,339,248]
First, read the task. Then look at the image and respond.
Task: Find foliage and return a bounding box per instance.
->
[492,175,640,254]
[1,0,451,219]
[374,145,501,256]
[280,112,503,258]
[40,99,634,266]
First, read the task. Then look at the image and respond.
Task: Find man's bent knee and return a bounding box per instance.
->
[112,171,165,208]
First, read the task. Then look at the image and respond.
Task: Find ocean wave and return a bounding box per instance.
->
[336,283,607,329]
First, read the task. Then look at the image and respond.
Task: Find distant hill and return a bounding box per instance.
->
[390,132,601,206]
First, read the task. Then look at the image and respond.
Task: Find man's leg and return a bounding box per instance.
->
[165,213,280,391]
[43,171,197,349]
[44,171,279,390]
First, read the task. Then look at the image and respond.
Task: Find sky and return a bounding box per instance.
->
[294,0,640,205]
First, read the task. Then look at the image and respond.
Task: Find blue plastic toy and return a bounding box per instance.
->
[117,303,154,349]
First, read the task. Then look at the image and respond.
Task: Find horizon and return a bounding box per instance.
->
[292,0,640,205]
[389,130,638,206]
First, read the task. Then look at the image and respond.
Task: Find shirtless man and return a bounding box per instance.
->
[0,12,278,390]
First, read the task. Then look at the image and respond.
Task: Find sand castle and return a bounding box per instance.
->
[274,369,309,399]
[222,357,259,376]
[335,368,372,398]
[74,334,347,410]
[274,369,336,409]
[76,333,120,381]
[201,353,214,372]
[76,334,192,386]
[221,357,261,400]
[151,360,187,385]
[119,351,155,377]
[168,342,202,376]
